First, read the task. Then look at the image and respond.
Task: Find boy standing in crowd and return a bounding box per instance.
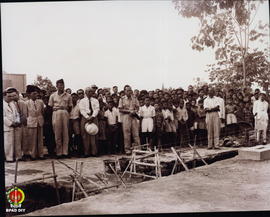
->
[104,100,119,154]
[225,98,237,125]
[69,93,82,156]
[139,97,156,148]
[48,79,72,158]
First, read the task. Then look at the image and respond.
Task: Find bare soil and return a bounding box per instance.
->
[22,156,270,215]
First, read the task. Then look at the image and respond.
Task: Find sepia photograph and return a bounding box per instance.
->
[1,0,270,216]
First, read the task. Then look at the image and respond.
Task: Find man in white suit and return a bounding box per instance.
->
[253,92,269,144]
[3,88,20,162]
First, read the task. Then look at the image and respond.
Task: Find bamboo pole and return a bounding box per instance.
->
[51,161,61,204]
[72,175,88,198]
[171,147,189,172]
[12,175,57,186]
[75,184,120,196]
[14,159,18,184]
[188,144,208,166]
[72,161,78,202]
[109,164,126,188]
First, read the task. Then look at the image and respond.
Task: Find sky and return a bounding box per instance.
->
[1,0,269,91]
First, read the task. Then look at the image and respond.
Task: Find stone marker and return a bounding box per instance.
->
[238,144,270,161]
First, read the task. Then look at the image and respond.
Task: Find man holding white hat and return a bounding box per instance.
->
[253,91,269,144]
[79,86,100,157]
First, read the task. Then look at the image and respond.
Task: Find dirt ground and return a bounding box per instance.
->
[21,155,270,215]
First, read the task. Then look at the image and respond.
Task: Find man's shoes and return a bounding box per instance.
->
[262,141,267,145]
[207,147,212,150]
[213,147,220,150]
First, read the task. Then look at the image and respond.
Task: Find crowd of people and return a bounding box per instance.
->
[3,78,269,162]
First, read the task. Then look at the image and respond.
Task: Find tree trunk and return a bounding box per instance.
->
[242,57,246,88]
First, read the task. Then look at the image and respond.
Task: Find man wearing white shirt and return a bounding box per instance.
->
[3,88,19,162]
[139,97,155,148]
[253,92,269,144]
[203,88,221,149]
[79,87,100,157]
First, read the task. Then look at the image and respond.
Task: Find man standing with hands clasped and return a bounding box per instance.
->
[48,79,72,158]
[118,85,141,154]
[79,86,100,157]
[204,88,221,150]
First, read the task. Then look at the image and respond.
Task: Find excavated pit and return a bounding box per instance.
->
[5,149,238,216]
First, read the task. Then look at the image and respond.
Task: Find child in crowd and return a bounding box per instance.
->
[104,100,119,154]
[225,98,237,125]
[69,93,82,157]
[153,103,164,149]
[139,97,155,149]
[176,99,188,147]
[162,101,177,147]
[195,100,207,146]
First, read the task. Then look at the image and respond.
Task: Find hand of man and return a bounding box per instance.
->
[87,116,95,123]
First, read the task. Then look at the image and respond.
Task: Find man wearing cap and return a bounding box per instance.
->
[253,92,269,144]
[204,88,221,149]
[48,79,72,158]
[118,86,141,154]
[79,87,100,157]
[25,85,45,160]
[3,88,19,162]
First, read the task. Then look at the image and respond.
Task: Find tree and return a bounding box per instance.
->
[33,75,57,95]
[173,0,269,88]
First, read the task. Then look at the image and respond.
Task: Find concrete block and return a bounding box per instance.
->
[238,144,270,161]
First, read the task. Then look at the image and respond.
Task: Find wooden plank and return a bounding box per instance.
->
[12,175,57,186]
[76,184,120,196]
[171,147,189,172]
[135,151,158,160]
[125,171,156,179]
[132,150,153,154]
[133,161,157,167]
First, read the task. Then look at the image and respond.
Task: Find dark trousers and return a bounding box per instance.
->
[117,123,125,154]
[178,122,189,147]
[141,132,153,149]
[43,124,55,156]
[162,132,176,148]
[195,129,208,146]
[107,124,119,154]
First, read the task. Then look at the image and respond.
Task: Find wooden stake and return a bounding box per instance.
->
[72,175,88,198]
[171,147,189,172]
[188,144,208,166]
[14,159,18,184]
[51,161,61,204]
[109,164,126,188]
